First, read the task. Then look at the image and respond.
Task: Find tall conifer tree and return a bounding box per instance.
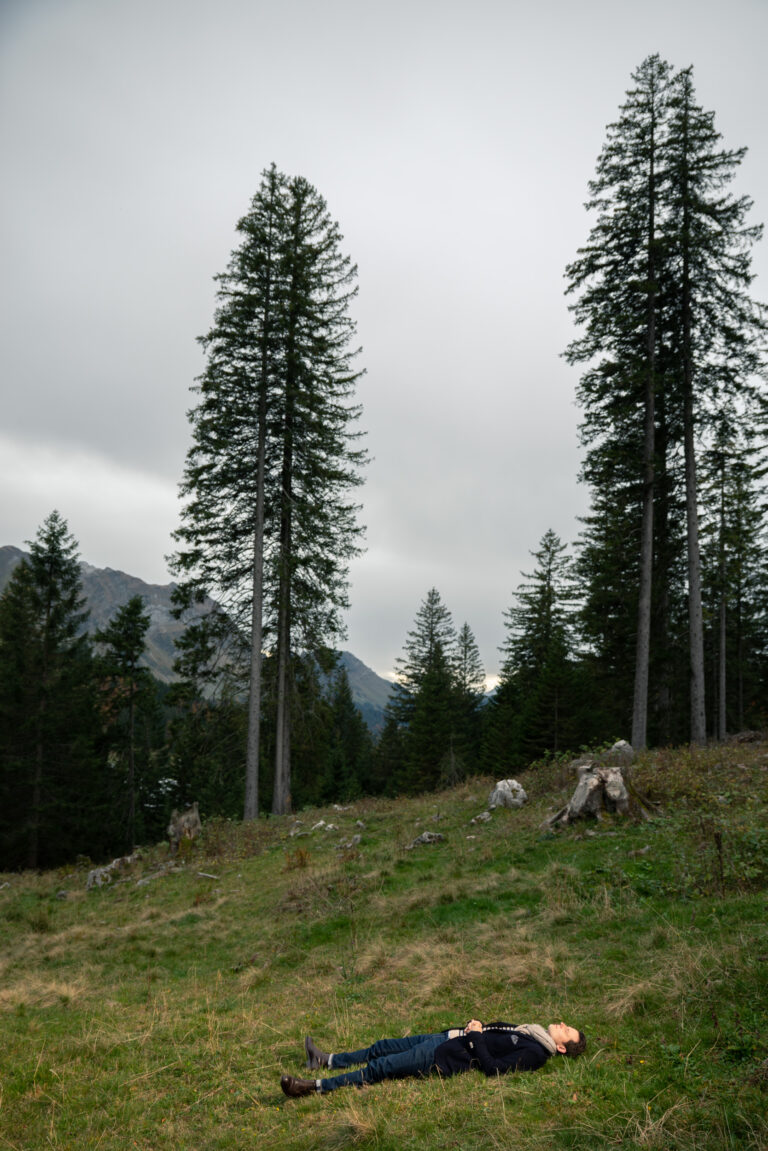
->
[172,166,366,816]
[496,531,582,760]
[664,66,767,742]
[452,621,485,772]
[565,55,671,749]
[387,588,461,792]
[566,56,766,746]
[0,512,100,869]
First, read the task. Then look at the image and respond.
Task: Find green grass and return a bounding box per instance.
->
[1,743,767,1149]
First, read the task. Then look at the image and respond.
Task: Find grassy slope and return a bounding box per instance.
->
[1,744,767,1151]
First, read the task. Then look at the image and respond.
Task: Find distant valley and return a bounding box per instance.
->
[0,546,394,730]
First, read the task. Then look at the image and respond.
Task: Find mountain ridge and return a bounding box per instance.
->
[0,545,393,728]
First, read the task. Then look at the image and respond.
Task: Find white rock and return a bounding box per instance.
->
[488,779,528,809]
[603,740,634,766]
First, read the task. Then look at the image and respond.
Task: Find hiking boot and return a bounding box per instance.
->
[305,1036,330,1070]
[281,1074,317,1098]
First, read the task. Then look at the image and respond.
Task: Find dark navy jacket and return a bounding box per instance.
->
[433,1023,551,1078]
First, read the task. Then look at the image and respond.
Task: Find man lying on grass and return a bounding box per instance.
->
[280,1018,586,1097]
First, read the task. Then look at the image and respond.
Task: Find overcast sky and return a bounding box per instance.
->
[2,0,767,682]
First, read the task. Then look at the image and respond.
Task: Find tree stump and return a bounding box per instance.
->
[544,744,655,828]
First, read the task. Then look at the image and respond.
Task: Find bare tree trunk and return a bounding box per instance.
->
[632,387,655,750]
[683,386,707,743]
[244,422,266,820]
[127,679,136,850]
[282,690,291,807]
[717,485,727,741]
[273,587,291,815]
[735,565,744,731]
[28,616,50,869]
[718,588,727,740]
[654,384,672,742]
[244,206,275,821]
[678,84,706,745]
[273,397,294,816]
[29,725,43,870]
[632,125,658,751]
[244,523,264,820]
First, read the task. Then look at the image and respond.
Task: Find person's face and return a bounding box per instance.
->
[548,1022,580,1052]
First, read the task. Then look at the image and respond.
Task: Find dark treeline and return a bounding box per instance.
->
[0,513,376,870]
[2,56,767,870]
[2,485,767,871]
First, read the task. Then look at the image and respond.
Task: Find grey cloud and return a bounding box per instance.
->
[2,0,766,681]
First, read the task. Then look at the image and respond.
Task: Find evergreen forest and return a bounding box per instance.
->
[1,56,766,871]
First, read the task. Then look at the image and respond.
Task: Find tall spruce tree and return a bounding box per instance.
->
[172,166,366,817]
[387,588,461,793]
[565,55,672,749]
[451,621,485,774]
[566,56,766,747]
[0,512,101,869]
[501,531,577,675]
[664,66,767,742]
[392,588,457,702]
[495,530,583,761]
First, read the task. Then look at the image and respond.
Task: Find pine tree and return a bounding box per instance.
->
[322,666,373,802]
[0,512,101,869]
[392,588,457,704]
[370,711,406,796]
[502,531,576,675]
[700,424,768,735]
[565,55,672,749]
[95,595,152,851]
[497,531,583,761]
[574,475,639,737]
[566,56,766,747]
[451,622,485,774]
[387,589,461,793]
[172,166,366,817]
[481,674,523,776]
[664,66,767,742]
[164,608,248,820]
[454,622,486,701]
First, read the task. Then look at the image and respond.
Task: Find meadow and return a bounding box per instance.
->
[1,742,767,1150]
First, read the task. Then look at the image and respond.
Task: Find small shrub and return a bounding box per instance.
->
[284,847,311,871]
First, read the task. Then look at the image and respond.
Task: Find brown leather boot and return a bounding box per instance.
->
[281,1074,318,1098]
[305,1036,330,1070]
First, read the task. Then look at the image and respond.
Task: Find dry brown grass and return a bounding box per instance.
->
[0,973,87,1011]
[602,930,737,1021]
[623,1098,696,1147]
[320,1100,380,1149]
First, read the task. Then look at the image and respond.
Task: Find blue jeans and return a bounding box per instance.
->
[319,1032,449,1092]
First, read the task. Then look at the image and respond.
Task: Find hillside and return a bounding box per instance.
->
[0,546,394,723]
[1,743,766,1149]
